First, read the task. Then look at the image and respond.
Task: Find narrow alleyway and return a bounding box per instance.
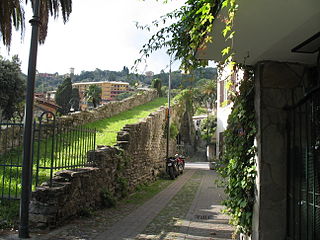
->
[134,165,234,240]
[1,162,234,240]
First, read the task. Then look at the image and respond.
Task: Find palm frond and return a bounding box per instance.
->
[0,0,25,48]
[0,0,72,47]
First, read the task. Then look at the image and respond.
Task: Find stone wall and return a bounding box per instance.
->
[0,90,157,154]
[253,61,306,240]
[57,90,157,127]
[29,99,190,228]
[0,123,23,154]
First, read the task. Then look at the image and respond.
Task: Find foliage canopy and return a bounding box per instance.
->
[151,78,163,97]
[0,55,25,120]
[136,0,237,71]
[55,77,72,114]
[84,84,102,108]
[199,114,217,143]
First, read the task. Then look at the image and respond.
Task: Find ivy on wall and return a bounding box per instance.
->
[218,69,256,235]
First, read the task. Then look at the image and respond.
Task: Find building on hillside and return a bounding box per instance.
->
[34,94,61,117]
[37,72,59,78]
[46,91,56,101]
[196,1,320,239]
[72,81,130,109]
[145,71,154,77]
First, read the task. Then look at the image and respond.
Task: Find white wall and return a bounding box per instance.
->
[216,65,243,158]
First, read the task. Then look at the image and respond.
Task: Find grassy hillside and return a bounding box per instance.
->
[85,97,167,146]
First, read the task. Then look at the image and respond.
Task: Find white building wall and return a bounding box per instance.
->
[216,65,243,158]
[216,104,232,157]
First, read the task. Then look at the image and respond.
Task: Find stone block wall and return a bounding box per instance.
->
[57,90,157,127]
[0,90,157,154]
[253,61,306,240]
[29,100,188,228]
[0,124,23,154]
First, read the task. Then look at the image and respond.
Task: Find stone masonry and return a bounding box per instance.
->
[57,90,158,128]
[0,90,157,154]
[253,61,306,240]
[29,98,191,229]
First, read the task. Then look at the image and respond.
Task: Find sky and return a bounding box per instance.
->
[0,0,184,75]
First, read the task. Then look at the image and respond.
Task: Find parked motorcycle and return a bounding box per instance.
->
[166,157,179,180]
[175,154,185,175]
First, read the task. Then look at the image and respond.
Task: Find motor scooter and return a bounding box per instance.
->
[166,157,179,180]
[175,154,185,174]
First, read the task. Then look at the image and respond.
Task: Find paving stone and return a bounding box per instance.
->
[94,170,196,240]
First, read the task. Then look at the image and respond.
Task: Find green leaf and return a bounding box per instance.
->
[221,47,231,56]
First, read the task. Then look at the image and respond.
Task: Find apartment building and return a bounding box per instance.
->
[72,81,129,109]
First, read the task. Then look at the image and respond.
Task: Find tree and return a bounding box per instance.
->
[84,85,102,108]
[70,88,80,111]
[151,78,162,97]
[201,79,217,109]
[55,77,72,114]
[199,115,217,143]
[115,92,134,101]
[0,55,25,120]
[122,66,129,76]
[135,0,222,71]
[0,0,72,47]
[193,78,217,110]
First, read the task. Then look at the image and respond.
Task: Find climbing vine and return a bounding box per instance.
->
[218,68,256,235]
[135,0,238,72]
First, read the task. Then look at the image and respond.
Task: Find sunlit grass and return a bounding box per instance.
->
[0,97,167,228]
[0,200,19,229]
[124,177,172,205]
[0,97,167,200]
[85,97,167,146]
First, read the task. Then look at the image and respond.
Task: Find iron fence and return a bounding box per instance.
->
[287,87,320,240]
[0,113,96,202]
[0,123,24,201]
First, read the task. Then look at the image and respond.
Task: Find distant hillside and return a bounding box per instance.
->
[35,66,217,92]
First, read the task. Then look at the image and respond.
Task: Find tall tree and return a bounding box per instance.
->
[70,88,80,111]
[201,79,217,109]
[151,78,162,97]
[122,66,129,76]
[0,55,25,120]
[0,0,72,47]
[84,85,102,108]
[55,77,72,114]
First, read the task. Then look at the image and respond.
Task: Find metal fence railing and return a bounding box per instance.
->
[0,112,96,202]
[0,123,24,200]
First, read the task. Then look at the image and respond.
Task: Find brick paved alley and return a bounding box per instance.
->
[1,163,234,240]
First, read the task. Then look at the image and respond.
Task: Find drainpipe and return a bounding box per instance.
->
[19,0,41,238]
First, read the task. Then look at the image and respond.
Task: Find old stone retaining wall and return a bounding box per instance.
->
[57,90,157,128]
[29,99,190,228]
[0,90,157,154]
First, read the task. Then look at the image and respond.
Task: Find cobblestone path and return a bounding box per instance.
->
[0,164,234,240]
[94,169,196,240]
[136,165,234,240]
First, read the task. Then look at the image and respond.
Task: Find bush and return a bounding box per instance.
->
[100,189,116,208]
[116,177,129,198]
[116,91,135,101]
[199,115,217,143]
